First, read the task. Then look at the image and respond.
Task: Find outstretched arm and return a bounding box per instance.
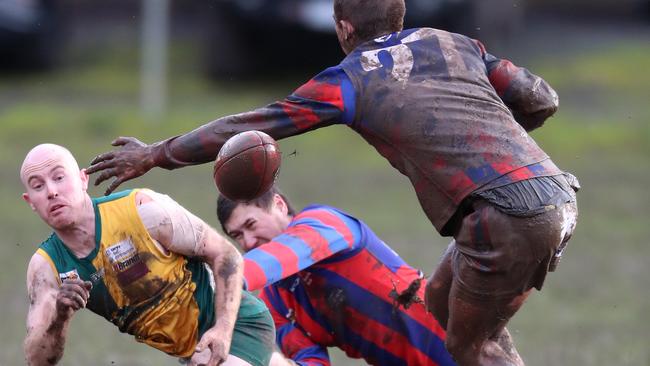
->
[87,67,354,195]
[24,253,92,365]
[476,40,559,131]
[135,190,243,366]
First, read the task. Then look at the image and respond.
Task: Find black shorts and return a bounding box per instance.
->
[451,174,579,300]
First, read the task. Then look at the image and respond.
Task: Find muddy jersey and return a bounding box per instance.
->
[243,205,455,366]
[153,27,561,234]
[339,28,562,233]
[36,189,264,358]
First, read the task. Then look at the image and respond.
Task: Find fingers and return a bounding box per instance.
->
[89,152,115,167]
[207,349,224,366]
[112,136,142,146]
[86,159,114,175]
[194,338,208,354]
[112,136,133,146]
[105,177,125,196]
[189,348,211,366]
[93,168,118,187]
[58,279,92,311]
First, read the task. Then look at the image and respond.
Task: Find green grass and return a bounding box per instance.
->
[1,36,649,365]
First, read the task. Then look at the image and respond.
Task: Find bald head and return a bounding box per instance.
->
[21,143,91,231]
[21,144,79,186]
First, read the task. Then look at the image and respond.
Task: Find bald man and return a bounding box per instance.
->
[20,144,275,366]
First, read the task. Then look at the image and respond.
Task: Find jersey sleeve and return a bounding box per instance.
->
[153,67,356,169]
[243,207,361,291]
[476,40,559,131]
[261,287,331,366]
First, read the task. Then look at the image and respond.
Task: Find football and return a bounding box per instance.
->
[213,130,281,201]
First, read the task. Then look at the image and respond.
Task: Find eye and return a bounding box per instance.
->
[32,183,43,191]
[54,174,65,182]
[245,220,256,230]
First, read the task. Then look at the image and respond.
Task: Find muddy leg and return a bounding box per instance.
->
[445,287,530,366]
[425,242,455,329]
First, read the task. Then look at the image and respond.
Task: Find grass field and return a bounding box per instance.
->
[1,29,648,365]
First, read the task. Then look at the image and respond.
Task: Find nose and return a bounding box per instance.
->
[242,232,258,251]
[46,181,58,199]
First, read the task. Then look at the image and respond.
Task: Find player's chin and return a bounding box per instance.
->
[47,215,75,231]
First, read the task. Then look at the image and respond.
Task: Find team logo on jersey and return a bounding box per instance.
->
[374,34,393,43]
[59,269,79,282]
[105,238,149,286]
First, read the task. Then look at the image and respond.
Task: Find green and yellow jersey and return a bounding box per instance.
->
[36,189,266,358]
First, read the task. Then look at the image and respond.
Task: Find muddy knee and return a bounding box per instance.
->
[444,332,477,365]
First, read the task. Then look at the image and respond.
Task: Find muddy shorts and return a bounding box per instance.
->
[450,174,579,301]
[181,292,275,366]
[229,307,275,366]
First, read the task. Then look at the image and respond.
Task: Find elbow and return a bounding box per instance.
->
[515,104,558,131]
[24,339,61,366]
[512,91,559,132]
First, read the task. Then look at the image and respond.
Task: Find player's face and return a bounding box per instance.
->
[225,200,289,252]
[22,150,89,230]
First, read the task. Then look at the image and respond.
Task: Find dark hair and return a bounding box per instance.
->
[334,0,405,42]
[216,186,296,234]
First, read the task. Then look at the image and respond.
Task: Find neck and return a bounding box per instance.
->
[55,195,96,258]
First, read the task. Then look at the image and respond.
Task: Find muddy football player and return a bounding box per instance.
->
[87,0,579,364]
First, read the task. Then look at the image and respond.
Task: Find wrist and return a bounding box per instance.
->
[150,136,179,170]
[214,318,235,332]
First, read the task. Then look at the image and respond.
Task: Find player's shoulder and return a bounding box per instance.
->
[298,204,342,217]
[93,188,136,206]
[310,65,349,84]
[294,205,361,232]
[27,244,59,283]
[36,232,62,257]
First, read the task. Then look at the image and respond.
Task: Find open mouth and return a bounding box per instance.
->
[50,204,65,213]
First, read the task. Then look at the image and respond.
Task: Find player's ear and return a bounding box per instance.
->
[339,19,354,40]
[79,168,89,191]
[22,193,36,211]
[273,194,288,216]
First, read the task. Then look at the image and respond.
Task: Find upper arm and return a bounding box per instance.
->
[25,253,59,336]
[240,66,355,138]
[243,208,361,290]
[135,190,232,262]
[289,66,356,125]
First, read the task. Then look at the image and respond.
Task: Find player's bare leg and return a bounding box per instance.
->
[444,284,529,366]
[424,243,454,328]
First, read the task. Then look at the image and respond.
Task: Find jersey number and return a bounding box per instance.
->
[359,28,434,83]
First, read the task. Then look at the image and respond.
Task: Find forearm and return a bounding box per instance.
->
[209,244,244,336]
[151,108,304,170]
[24,316,71,365]
[150,73,348,171]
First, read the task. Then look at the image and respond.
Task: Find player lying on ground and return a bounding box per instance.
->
[21,144,274,366]
[218,186,456,366]
[87,0,579,364]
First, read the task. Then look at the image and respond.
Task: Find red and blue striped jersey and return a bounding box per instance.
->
[242,205,456,366]
[154,27,561,234]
